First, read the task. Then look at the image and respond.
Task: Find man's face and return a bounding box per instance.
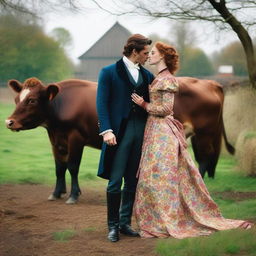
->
[134,45,150,65]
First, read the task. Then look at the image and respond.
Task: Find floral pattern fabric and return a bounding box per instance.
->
[134,69,246,239]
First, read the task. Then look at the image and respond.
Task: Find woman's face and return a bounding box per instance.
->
[148,45,163,65]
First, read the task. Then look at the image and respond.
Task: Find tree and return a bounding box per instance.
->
[171,22,197,58]
[178,48,214,76]
[89,0,256,88]
[0,0,79,15]
[170,21,200,75]
[0,13,74,82]
[50,27,73,49]
[148,23,213,76]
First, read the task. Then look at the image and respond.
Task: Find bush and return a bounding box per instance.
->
[235,130,256,176]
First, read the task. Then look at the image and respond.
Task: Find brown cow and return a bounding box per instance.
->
[5,77,234,204]
[175,77,234,178]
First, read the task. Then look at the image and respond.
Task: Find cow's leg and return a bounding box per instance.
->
[47,130,69,201]
[66,131,84,204]
[191,131,222,179]
[191,134,215,179]
[206,131,222,178]
[48,159,68,200]
[205,155,219,178]
[191,136,206,178]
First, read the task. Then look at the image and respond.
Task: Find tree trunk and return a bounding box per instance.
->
[208,0,256,89]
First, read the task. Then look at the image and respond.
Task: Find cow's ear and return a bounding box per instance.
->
[46,84,60,101]
[46,84,60,100]
[8,80,23,93]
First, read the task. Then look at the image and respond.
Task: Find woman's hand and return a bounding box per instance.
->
[131,93,147,108]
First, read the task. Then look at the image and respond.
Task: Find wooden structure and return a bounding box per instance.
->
[76,22,131,81]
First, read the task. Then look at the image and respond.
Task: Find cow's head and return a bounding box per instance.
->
[5,77,59,131]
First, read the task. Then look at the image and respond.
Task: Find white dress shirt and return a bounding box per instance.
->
[123,56,140,83]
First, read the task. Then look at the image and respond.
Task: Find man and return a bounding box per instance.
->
[96,34,154,242]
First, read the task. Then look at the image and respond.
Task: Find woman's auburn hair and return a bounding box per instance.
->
[155,41,179,74]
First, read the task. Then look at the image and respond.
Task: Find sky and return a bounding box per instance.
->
[43,5,240,64]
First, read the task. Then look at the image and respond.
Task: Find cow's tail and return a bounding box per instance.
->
[222,116,235,155]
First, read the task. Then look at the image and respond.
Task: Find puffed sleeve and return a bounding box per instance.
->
[145,77,178,116]
[157,76,179,92]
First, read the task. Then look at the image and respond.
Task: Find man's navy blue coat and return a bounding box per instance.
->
[96,58,154,179]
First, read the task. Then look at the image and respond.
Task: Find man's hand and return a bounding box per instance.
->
[103,131,117,146]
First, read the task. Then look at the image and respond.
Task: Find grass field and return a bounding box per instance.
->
[1,102,256,256]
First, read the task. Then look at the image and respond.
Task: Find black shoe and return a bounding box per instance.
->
[108,227,119,242]
[119,224,139,237]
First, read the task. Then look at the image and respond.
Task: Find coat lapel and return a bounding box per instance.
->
[116,58,132,89]
[139,65,149,87]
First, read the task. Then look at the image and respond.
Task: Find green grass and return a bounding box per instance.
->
[244,131,256,140]
[52,229,76,242]
[83,227,97,232]
[156,228,256,256]
[204,155,256,193]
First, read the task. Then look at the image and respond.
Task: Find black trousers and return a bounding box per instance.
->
[107,113,146,193]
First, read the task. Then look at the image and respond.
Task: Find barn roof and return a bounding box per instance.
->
[78,22,131,60]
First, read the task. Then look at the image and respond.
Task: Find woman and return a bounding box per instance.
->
[131,41,252,239]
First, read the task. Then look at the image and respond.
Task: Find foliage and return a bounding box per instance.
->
[149,24,214,77]
[50,27,73,49]
[177,47,214,76]
[0,13,74,83]
[212,41,248,76]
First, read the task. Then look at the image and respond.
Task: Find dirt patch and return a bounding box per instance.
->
[0,184,157,256]
[1,185,255,256]
[213,191,256,201]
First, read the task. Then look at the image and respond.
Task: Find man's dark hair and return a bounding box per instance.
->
[123,34,152,57]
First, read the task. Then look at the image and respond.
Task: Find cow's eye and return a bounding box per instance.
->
[28,99,37,105]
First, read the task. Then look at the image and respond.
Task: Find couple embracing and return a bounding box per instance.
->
[96,34,252,242]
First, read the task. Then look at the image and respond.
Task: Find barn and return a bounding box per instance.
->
[76,22,131,81]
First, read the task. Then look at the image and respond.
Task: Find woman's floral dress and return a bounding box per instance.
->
[134,69,246,239]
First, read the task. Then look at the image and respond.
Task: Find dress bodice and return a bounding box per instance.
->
[145,69,179,117]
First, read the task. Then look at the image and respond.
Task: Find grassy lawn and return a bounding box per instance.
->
[1,102,256,256]
[156,228,256,256]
